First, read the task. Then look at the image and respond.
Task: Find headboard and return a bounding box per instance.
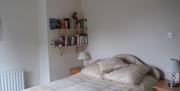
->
[114,54,160,80]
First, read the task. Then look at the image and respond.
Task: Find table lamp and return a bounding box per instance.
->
[77,52,91,68]
[166,59,180,87]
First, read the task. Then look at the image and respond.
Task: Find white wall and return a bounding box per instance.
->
[0,0,40,87]
[82,0,180,79]
[37,0,50,84]
[0,0,2,41]
[47,0,81,81]
[0,0,84,86]
[0,0,2,65]
[1,0,178,87]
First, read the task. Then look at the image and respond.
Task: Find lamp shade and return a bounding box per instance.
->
[166,60,180,73]
[77,52,91,60]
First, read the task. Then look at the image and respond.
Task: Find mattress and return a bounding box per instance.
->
[23,73,158,91]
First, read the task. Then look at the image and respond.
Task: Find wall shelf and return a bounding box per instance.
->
[52,29,87,31]
[49,14,88,55]
[58,44,88,55]
[51,29,87,35]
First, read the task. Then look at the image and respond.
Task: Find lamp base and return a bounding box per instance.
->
[80,60,84,69]
[168,82,179,88]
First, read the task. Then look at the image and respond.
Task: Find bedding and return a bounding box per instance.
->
[97,57,127,73]
[81,61,102,79]
[103,64,151,85]
[23,54,160,91]
[23,74,157,91]
[24,86,55,91]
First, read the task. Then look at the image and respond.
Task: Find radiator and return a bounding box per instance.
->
[0,69,25,91]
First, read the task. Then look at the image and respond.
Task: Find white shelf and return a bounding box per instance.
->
[51,29,87,31]
[59,44,87,48]
[49,16,88,56]
[58,44,88,55]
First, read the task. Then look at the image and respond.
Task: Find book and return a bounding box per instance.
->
[63,18,70,29]
[49,18,61,30]
[60,19,65,29]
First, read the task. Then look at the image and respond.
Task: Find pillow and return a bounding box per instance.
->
[80,61,102,79]
[103,64,151,86]
[97,57,127,73]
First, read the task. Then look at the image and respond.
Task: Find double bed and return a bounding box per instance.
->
[23,54,160,91]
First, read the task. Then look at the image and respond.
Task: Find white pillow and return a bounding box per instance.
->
[97,57,127,73]
[103,64,151,86]
[81,61,102,79]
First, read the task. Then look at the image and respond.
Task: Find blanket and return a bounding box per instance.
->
[23,74,157,91]
[23,86,55,91]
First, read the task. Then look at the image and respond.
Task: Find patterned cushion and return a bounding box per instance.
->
[97,57,127,73]
[81,61,102,79]
[103,64,151,85]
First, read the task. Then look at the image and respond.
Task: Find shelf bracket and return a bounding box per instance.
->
[59,47,64,56]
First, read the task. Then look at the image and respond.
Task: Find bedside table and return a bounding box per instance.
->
[153,80,180,91]
[70,67,81,75]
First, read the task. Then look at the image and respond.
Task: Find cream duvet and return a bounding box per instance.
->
[23,73,157,91]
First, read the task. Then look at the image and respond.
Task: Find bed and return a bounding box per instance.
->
[23,54,160,91]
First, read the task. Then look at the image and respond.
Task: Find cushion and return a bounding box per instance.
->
[103,64,151,86]
[80,61,102,79]
[114,54,160,80]
[97,57,127,73]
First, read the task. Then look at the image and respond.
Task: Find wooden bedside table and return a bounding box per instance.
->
[70,67,81,75]
[153,80,180,91]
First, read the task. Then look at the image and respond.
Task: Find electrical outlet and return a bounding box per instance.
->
[167,32,174,39]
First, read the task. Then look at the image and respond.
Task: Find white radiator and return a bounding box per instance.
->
[0,69,25,91]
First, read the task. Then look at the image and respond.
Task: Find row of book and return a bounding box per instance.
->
[49,18,87,30]
[51,34,88,47]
